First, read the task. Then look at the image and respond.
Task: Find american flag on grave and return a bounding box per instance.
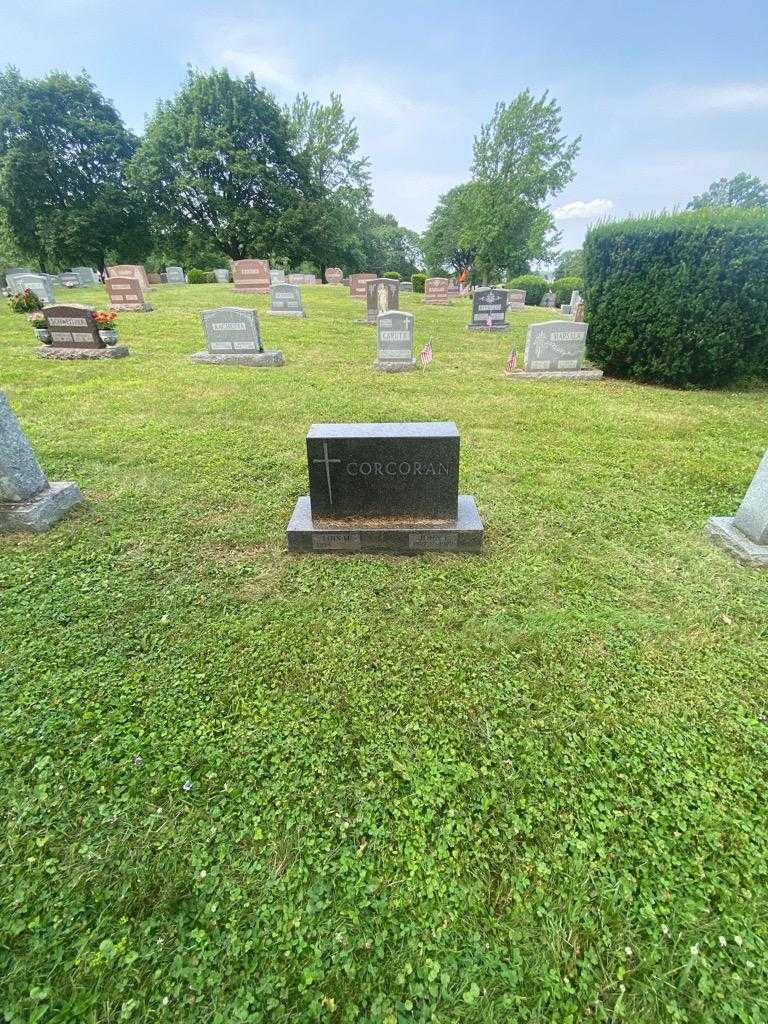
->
[505,349,517,373]
[486,314,493,328]
[419,340,433,367]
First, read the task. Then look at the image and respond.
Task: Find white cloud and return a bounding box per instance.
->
[220,48,300,93]
[553,199,614,221]
[652,82,768,115]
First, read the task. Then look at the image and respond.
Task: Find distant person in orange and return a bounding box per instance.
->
[458,269,467,294]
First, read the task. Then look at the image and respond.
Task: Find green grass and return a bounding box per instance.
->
[1,283,768,1023]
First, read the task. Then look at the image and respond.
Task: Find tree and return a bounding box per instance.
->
[688,173,768,211]
[130,68,313,261]
[0,68,147,271]
[422,183,478,276]
[554,248,584,279]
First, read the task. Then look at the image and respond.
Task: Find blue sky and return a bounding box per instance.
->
[2,0,768,252]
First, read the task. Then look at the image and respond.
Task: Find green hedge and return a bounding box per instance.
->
[505,274,548,306]
[383,271,400,280]
[187,269,214,284]
[411,273,426,293]
[552,276,584,305]
[584,209,768,387]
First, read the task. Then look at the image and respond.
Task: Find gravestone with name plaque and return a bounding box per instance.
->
[507,288,526,310]
[165,266,186,284]
[349,273,376,298]
[374,311,415,372]
[192,307,284,367]
[12,273,55,305]
[325,267,343,285]
[57,272,80,288]
[268,283,305,317]
[424,278,449,305]
[708,451,768,567]
[214,268,230,283]
[38,304,129,360]
[72,266,99,286]
[541,290,556,308]
[505,321,600,380]
[287,421,483,554]
[0,391,83,533]
[108,265,151,291]
[357,278,399,324]
[467,287,509,331]
[106,276,152,312]
[399,281,413,292]
[270,269,286,286]
[233,259,270,293]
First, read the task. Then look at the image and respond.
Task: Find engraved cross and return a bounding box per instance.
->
[313,442,341,506]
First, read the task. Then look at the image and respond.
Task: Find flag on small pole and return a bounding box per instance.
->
[486,314,493,329]
[505,349,517,373]
[419,339,433,368]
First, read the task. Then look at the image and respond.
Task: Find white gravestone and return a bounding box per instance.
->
[708,452,768,567]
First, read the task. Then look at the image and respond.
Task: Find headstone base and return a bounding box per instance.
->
[466,324,510,332]
[109,304,152,312]
[190,350,284,367]
[0,481,83,533]
[505,368,603,381]
[706,517,768,568]
[233,287,268,294]
[354,318,376,325]
[287,494,483,554]
[267,310,305,317]
[373,358,417,373]
[37,345,130,360]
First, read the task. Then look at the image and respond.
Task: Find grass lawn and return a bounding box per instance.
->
[1,283,768,1023]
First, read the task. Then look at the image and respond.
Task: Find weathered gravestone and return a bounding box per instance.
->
[570,289,582,309]
[38,304,129,360]
[166,266,186,284]
[232,259,270,293]
[270,269,286,286]
[108,265,150,291]
[505,321,600,380]
[349,273,376,298]
[286,421,483,554]
[325,267,343,285]
[560,303,572,315]
[507,288,526,310]
[57,272,80,288]
[106,276,152,312]
[399,281,413,292]
[268,283,305,317]
[72,266,99,286]
[287,273,316,285]
[0,391,83,532]
[374,311,415,372]
[147,273,162,284]
[541,290,556,308]
[708,452,768,567]
[357,278,399,323]
[424,278,449,305]
[214,268,230,283]
[193,307,284,367]
[11,273,55,305]
[467,288,509,331]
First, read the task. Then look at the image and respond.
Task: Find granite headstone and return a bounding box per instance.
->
[424,277,449,305]
[233,259,270,293]
[349,273,375,298]
[374,311,415,372]
[325,267,343,285]
[268,283,305,317]
[166,266,186,284]
[106,276,151,312]
[193,307,283,366]
[708,452,768,567]
[361,278,399,323]
[467,288,509,331]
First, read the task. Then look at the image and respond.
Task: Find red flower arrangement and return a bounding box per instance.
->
[94,311,118,330]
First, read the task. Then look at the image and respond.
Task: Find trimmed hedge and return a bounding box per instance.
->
[584,209,768,387]
[411,273,426,293]
[552,276,584,305]
[383,271,400,280]
[505,274,548,306]
[187,269,214,284]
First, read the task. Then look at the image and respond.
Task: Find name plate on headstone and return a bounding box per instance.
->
[523,321,589,371]
[376,311,414,364]
[200,307,263,354]
[365,278,399,322]
[269,283,304,315]
[469,288,509,329]
[106,276,146,309]
[424,278,449,304]
[349,273,375,298]
[306,422,459,520]
[43,304,104,349]
[232,259,270,293]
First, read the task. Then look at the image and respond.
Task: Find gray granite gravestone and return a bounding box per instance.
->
[106,276,152,312]
[325,267,343,285]
[286,421,483,553]
[270,269,286,285]
[72,266,99,286]
[166,266,186,284]
[374,311,415,372]
[268,283,305,317]
[38,303,129,360]
[358,278,399,324]
[708,452,768,567]
[57,272,80,288]
[233,259,270,293]
[541,290,556,308]
[507,288,526,310]
[0,391,83,532]
[12,273,55,305]
[467,288,509,331]
[424,278,449,305]
[349,273,375,298]
[506,321,600,380]
[193,307,283,367]
[569,289,582,309]
[214,268,230,283]
[560,303,572,315]
[399,281,413,292]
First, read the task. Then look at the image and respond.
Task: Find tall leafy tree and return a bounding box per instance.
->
[0,68,147,271]
[422,184,478,276]
[554,248,584,279]
[130,68,313,260]
[687,172,768,210]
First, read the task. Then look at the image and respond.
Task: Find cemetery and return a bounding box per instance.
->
[1,41,768,1024]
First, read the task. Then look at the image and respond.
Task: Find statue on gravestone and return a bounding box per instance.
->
[0,392,83,532]
[376,284,389,315]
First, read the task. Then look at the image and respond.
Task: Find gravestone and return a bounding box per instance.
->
[108,265,150,290]
[57,272,80,288]
[0,391,83,532]
[166,266,186,284]
[214,268,230,283]
[147,273,162,284]
[325,267,343,285]
[560,303,571,315]
[11,273,55,305]
[541,290,556,308]
[39,304,129,360]
[192,307,283,367]
[232,259,270,293]
[349,272,375,298]
[270,269,286,286]
[287,273,316,285]
[708,452,768,567]
[106,276,152,312]
[424,277,449,305]
[570,289,582,308]
[507,288,526,310]
[286,421,483,553]
[467,288,509,331]
[505,321,600,380]
[399,281,413,292]
[374,311,415,372]
[72,266,99,286]
[358,278,399,324]
[268,283,305,317]
[572,300,585,322]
